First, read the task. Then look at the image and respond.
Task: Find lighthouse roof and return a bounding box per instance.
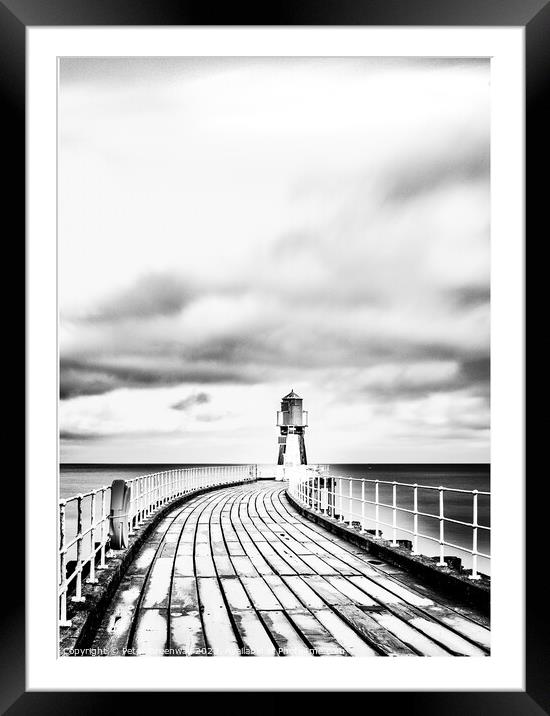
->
[283,389,301,399]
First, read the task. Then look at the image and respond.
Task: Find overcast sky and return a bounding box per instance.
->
[59,57,490,464]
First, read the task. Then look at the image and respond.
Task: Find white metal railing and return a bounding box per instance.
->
[288,471,490,580]
[58,464,257,626]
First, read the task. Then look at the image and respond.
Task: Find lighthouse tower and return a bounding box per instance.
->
[276,389,308,466]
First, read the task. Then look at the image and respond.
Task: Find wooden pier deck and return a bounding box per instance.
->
[92,482,490,656]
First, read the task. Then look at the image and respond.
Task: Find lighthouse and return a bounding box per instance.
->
[276,389,308,466]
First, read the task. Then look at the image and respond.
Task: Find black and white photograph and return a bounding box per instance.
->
[54,54,494,661]
[56,55,492,659]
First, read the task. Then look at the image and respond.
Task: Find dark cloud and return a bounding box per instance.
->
[81,273,193,323]
[362,354,490,401]
[383,129,489,204]
[171,392,210,411]
[60,430,105,441]
[448,286,490,309]
[60,356,257,399]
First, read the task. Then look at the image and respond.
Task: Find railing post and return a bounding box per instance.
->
[314,474,319,512]
[59,500,71,626]
[338,478,343,522]
[361,480,365,532]
[392,482,398,545]
[348,479,353,525]
[437,487,447,566]
[128,483,136,536]
[86,491,98,584]
[411,484,419,554]
[72,495,85,602]
[374,480,381,539]
[469,490,481,580]
[99,488,107,568]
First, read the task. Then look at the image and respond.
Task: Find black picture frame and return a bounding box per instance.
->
[10,0,540,710]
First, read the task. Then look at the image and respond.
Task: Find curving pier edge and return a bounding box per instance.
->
[61,480,491,657]
[59,479,253,655]
[285,490,490,615]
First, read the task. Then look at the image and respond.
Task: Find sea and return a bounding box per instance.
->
[60,463,490,575]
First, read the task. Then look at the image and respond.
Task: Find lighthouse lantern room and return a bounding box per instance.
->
[276,389,308,466]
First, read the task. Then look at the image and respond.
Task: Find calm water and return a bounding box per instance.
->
[60,463,490,575]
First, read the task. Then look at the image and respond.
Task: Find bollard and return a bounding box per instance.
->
[443,555,462,572]
[109,479,132,550]
[366,528,383,537]
[396,539,413,551]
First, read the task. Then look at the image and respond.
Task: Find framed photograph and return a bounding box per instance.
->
[13,0,539,708]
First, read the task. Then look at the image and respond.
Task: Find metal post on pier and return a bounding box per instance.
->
[374,480,380,538]
[392,482,398,545]
[437,487,447,567]
[59,500,71,626]
[99,488,107,568]
[361,481,365,532]
[412,484,419,554]
[470,490,480,580]
[72,495,85,603]
[86,491,98,584]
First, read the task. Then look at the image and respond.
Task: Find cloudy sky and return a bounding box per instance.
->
[59,57,490,464]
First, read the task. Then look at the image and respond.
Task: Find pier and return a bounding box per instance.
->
[59,467,490,657]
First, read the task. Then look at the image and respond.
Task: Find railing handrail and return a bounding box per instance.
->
[316,473,490,496]
[58,464,257,627]
[287,469,490,582]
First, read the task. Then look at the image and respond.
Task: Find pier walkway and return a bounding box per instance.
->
[91,482,490,656]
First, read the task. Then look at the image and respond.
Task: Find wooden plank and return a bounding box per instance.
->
[173,555,194,577]
[348,575,406,606]
[221,577,253,611]
[194,542,212,557]
[132,608,168,656]
[170,613,206,656]
[258,611,313,657]
[239,542,274,576]
[260,550,298,576]
[286,609,348,656]
[231,555,259,577]
[349,575,490,652]
[310,550,362,576]
[382,605,484,656]
[195,555,217,578]
[312,609,379,657]
[175,539,195,556]
[170,576,199,612]
[376,570,490,628]
[125,545,158,577]
[241,576,281,610]
[367,609,450,656]
[141,558,173,608]
[269,542,314,573]
[263,574,304,611]
[195,525,210,543]
[409,603,490,652]
[298,554,339,576]
[93,577,143,653]
[159,542,177,558]
[300,575,354,606]
[275,533,314,555]
[281,576,327,610]
[197,577,240,656]
[169,576,206,656]
[213,554,237,577]
[325,576,378,607]
[333,604,416,656]
[232,610,278,656]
